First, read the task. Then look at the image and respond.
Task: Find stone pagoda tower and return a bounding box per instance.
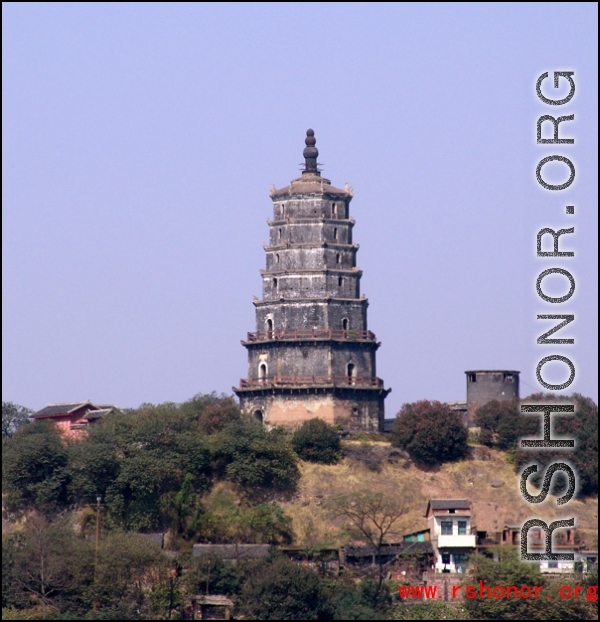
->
[234,130,390,431]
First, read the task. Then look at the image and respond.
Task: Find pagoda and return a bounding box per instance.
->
[233,130,390,431]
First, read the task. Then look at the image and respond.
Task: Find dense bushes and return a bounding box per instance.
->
[239,554,329,620]
[291,418,341,464]
[390,400,468,465]
[210,419,299,500]
[1,524,385,621]
[2,517,169,620]
[514,393,598,496]
[475,393,598,497]
[2,394,299,531]
[475,399,538,450]
[463,548,597,620]
[195,486,294,544]
[1,420,70,514]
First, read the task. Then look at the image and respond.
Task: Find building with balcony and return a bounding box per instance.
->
[426,499,476,573]
[233,130,390,430]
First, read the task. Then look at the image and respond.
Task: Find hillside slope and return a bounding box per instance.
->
[281,442,598,549]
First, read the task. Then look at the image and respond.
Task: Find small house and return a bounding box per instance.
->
[425,499,476,573]
[30,401,120,439]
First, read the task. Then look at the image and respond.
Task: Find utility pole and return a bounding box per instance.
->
[93,495,101,611]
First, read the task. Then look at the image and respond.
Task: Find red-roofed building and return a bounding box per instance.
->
[30,401,120,439]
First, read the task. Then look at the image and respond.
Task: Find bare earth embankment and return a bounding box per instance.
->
[281,442,598,548]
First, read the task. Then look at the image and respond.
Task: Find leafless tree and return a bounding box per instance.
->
[12,515,71,620]
[329,489,409,599]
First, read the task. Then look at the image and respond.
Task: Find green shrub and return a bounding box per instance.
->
[211,420,299,499]
[515,393,598,497]
[291,418,341,464]
[2,421,69,515]
[239,554,329,620]
[475,399,537,450]
[391,401,467,465]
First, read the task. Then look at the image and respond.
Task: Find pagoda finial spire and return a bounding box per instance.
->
[302,128,319,174]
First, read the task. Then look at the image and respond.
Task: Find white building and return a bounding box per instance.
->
[426,499,476,573]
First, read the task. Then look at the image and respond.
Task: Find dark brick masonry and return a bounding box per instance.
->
[234,130,390,431]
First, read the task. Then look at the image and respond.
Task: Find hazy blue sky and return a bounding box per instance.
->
[3,2,598,414]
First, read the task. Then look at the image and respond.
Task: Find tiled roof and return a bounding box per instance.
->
[136,533,164,548]
[192,595,234,606]
[192,544,271,559]
[271,173,350,197]
[464,370,520,374]
[429,499,471,510]
[83,408,113,420]
[31,402,123,420]
[31,401,93,418]
[345,541,432,558]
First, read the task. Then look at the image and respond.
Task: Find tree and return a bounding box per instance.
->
[390,601,467,620]
[2,421,69,515]
[515,393,598,496]
[390,400,468,465]
[211,419,299,500]
[66,436,121,505]
[7,515,91,620]
[292,418,341,464]
[475,399,538,450]
[185,552,244,599]
[321,576,382,620]
[196,495,294,545]
[79,404,212,531]
[463,547,597,620]
[179,392,242,434]
[91,533,168,614]
[329,490,409,601]
[239,554,329,620]
[2,401,32,440]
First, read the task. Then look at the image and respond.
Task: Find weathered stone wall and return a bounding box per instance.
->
[272,197,350,221]
[234,146,388,432]
[265,245,357,271]
[246,341,377,379]
[239,391,384,431]
[255,300,368,332]
[268,221,353,246]
[262,271,360,300]
[466,371,520,425]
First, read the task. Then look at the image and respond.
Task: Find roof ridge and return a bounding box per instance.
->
[46,400,91,407]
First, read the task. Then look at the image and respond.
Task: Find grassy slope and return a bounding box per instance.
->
[281,442,598,549]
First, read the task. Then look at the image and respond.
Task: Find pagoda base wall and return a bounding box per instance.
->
[237,390,385,432]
